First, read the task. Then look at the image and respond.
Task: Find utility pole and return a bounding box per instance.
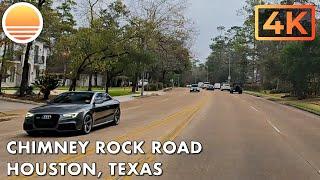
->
[141,39,147,97]
[206,65,209,82]
[228,55,231,83]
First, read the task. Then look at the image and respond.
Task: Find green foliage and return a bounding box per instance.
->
[33,74,60,100]
[145,82,164,91]
[205,0,320,99]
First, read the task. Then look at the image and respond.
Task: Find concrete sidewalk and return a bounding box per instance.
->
[0,90,167,114]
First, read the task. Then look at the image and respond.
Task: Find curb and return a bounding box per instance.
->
[245,92,320,116]
[0,115,20,122]
[0,96,45,105]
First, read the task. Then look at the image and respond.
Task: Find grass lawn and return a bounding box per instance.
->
[1,87,138,97]
[245,91,320,115]
[57,87,138,96]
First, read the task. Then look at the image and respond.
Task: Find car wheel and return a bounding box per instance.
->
[81,114,93,134]
[112,108,121,126]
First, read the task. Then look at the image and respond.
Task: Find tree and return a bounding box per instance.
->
[33,73,60,100]
[19,0,47,97]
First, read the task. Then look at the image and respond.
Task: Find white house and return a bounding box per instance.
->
[0,39,49,87]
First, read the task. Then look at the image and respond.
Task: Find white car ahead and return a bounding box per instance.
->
[190,84,201,92]
[221,83,231,91]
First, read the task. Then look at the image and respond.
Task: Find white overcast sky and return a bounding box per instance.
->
[74,0,246,62]
[186,0,246,62]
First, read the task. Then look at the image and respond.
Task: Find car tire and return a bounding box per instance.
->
[81,114,93,134]
[112,108,121,126]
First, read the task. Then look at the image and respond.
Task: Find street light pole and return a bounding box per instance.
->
[228,55,231,83]
[141,39,147,97]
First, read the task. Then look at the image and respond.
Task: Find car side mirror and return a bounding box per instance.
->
[94,99,104,105]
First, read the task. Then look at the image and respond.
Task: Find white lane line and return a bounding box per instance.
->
[161,98,169,103]
[267,120,281,134]
[123,106,141,111]
[250,106,259,112]
[0,131,25,137]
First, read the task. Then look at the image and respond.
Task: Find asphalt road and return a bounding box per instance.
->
[0,88,320,180]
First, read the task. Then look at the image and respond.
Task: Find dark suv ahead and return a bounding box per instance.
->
[230,84,243,94]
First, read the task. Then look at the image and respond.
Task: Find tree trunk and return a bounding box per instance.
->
[131,73,139,93]
[19,42,33,97]
[62,62,67,86]
[69,77,77,91]
[0,41,7,94]
[161,70,166,84]
[88,72,93,91]
[43,91,50,100]
[94,72,98,87]
[105,81,110,93]
[19,0,46,96]
[105,72,111,93]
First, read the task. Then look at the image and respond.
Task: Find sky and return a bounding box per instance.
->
[186,0,246,62]
[73,0,246,63]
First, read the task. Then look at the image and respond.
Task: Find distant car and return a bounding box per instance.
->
[207,84,215,91]
[221,83,231,91]
[230,84,243,94]
[198,82,204,89]
[214,83,221,89]
[203,82,210,89]
[186,85,192,88]
[138,80,149,87]
[190,84,201,92]
[23,92,121,135]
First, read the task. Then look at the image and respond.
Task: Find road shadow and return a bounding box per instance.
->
[12,123,115,138]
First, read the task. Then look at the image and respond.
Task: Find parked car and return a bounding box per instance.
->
[203,82,210,89]
[230,84,243,94]
[23,92,121,135]
[186,85,192,88]
[214,83,221,89]
[207,84,215,91]
[221,83,231,91]
[138,79,149,87]
[190,84,201,92]
[197,82,204,88]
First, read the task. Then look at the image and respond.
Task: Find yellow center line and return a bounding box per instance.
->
[114,98,209,180]
[10,98,208,180]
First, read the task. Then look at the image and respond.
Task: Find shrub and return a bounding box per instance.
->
[15,86,34,96]
[33,74,60,100]
[145,82,164,91]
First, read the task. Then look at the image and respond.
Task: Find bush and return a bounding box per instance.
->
[270,89,287,94]
[15,86,34,96]
[243,84,262,92]
[145,82,164,91]
[33,74,60,100]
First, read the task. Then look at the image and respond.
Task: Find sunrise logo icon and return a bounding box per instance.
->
[2,2,43,44]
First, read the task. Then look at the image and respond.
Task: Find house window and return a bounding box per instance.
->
[34,45,39,63]
[36,68,40,79]
[9,67,15,83]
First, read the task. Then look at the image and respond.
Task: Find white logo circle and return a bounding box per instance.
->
[2,2,43,44]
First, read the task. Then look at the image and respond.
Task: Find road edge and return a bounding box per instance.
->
[244,91,320,116]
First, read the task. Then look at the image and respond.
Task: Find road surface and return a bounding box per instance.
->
[0,88,319,180]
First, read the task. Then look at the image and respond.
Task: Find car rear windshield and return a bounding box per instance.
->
[51,92,94,104]
[192,84,198,87]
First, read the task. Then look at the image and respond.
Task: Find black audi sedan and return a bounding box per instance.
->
[23,91,121,135]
